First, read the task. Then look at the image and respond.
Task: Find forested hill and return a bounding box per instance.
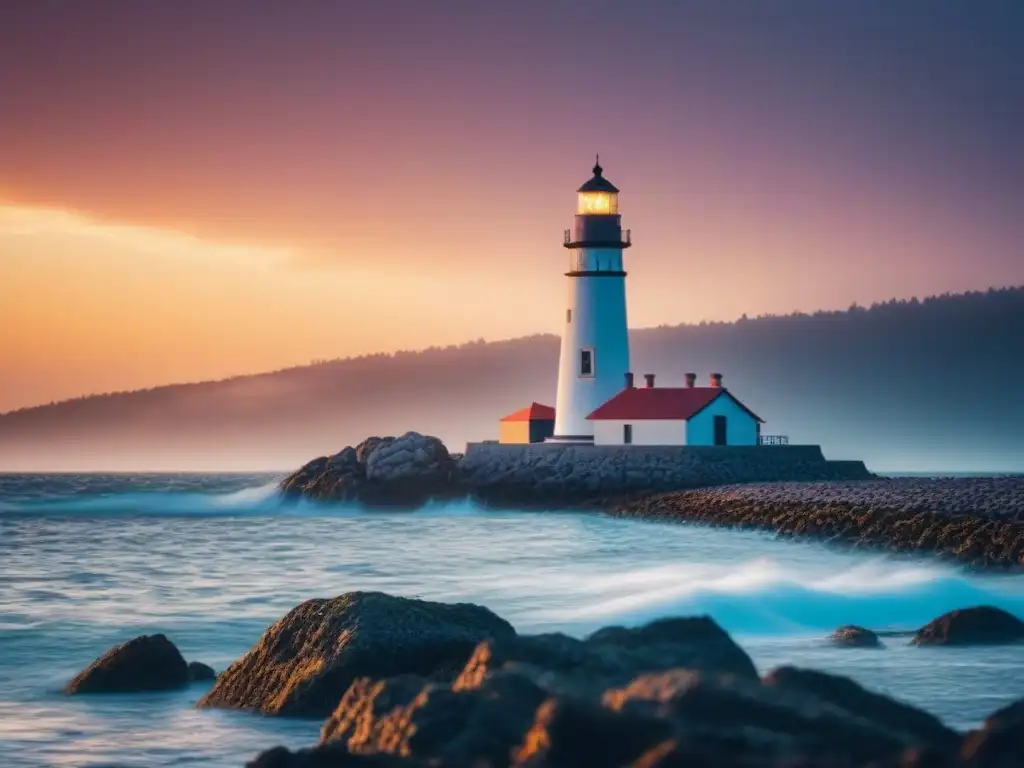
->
[2,287,1022,472]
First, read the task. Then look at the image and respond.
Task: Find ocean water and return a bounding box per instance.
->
[1,474,1023,767]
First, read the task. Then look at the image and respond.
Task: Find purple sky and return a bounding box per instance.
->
[0,1,1022,409]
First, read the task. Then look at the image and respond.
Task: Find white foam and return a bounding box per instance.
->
[534,557,1024,636]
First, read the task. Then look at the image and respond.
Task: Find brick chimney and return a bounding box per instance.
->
[710,373,723,388]
[685,372,697,388]
[644,373,656,388]
[624,371,634,389]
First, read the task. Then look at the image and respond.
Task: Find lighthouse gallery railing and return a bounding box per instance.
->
[564,229,631,247]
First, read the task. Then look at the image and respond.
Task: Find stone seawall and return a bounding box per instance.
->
[460,443,873,504]
[280,433,873,508]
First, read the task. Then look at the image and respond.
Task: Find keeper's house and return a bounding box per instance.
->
[586,372,763,447]
[498,402,556,444]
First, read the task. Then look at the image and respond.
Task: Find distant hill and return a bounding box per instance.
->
[2,287,1023,472]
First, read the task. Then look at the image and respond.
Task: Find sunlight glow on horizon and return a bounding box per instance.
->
[0,201,563,413]
[0,202,293,267]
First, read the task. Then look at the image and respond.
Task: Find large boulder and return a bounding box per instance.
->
[983,697,1024,731]
[451,618,758,703]
[198,591,516,717]
[585,616,760,681]
[279,452,363,502]
[279,433,458,506]
[188,661,217,682]
[959,697,1024,768]
[253,662,959,767]
[761,666,959,751]
[241,594,969,766]
[604,669,955,765]
[827,625,881,648]
[911,606,1024,646]
[355,437,391,465]
[65,634,189,694]
[324,671,551,766]
[359,432,458,505]
[249,745,421,767]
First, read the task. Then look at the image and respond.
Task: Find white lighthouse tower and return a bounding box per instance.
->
[551,158,631,443]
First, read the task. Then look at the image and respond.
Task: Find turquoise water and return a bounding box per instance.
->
[1,473,1023,767]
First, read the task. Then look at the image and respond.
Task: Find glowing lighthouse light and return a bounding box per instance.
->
[549,157,631,443]
[577,189,618,215]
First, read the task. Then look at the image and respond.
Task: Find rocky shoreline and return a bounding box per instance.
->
[66,593,1024,767]
[610,478,1024,569]
[279,432,1024,568]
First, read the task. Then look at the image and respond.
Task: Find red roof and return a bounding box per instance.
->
[586,387,764,422]
[500,402,556,422]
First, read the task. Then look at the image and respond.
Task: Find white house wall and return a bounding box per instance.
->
[593,419,686,446]
[686,394,759,446]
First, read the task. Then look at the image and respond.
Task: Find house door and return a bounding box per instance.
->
[623,424,633,445]
[713,415,727,446]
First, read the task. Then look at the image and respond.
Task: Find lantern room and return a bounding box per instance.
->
[576,158,619,215]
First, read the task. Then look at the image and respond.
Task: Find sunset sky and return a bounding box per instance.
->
[1,1,1021,413]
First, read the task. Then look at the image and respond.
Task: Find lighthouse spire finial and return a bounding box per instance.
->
[593,154,602,176]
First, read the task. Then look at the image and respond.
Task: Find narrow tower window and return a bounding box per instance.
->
[566,308,572,323]
[579,348,594,377]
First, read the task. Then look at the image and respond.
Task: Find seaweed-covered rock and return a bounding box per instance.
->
[65,634,188,694]
[827,625,881,648]
[912,606,1024,646]
[198,591,515,717]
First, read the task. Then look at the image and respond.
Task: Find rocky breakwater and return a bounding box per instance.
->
[279,432,874,508]
[194,592,1024,767]
[612,477,1024,568]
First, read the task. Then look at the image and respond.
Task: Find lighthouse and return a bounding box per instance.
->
[550,158,632,443]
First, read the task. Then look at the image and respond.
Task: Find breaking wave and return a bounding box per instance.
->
[547,558,1024,636]
[0,476,303,516]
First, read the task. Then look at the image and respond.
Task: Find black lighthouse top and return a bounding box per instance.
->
[577,156,620,193]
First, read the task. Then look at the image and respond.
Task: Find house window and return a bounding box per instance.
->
[579,348,594,377]
[566,308,572,323]
[623,424,633,444]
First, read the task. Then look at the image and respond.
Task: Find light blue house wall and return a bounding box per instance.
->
[686,393,760,446]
